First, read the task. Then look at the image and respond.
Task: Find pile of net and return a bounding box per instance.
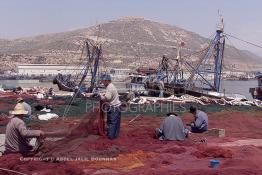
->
[130,94,262,106]
[35,103,106,159]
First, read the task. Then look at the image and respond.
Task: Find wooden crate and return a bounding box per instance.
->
[207,128,225,137]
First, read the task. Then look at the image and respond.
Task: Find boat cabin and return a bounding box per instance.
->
[249,73,262,100]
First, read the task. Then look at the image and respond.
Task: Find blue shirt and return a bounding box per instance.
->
[194,110,208,130]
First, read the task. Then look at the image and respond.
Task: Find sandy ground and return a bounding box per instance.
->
[0,94,262,175]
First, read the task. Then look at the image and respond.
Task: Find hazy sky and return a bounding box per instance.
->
[1,0,262,56]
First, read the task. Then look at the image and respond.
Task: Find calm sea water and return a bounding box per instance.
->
[221,80,257,100]
[0,80,58,90]
[0,79,258,100]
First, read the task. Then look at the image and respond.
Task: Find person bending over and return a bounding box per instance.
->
[155,112,188,141]
[188,106,208,133]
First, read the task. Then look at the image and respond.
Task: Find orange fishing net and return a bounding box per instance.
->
[68,150,157,171]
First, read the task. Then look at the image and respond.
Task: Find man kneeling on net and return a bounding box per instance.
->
[4,103,45,156]
[155,113,188,141]
[188,106,208,133]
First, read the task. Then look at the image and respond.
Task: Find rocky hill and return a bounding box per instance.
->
[0,17,261,73]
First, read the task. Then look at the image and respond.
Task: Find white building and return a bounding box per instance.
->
[110,68,131,76]
[17,64,85,76]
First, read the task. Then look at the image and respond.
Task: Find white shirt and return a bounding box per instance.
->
[101,83,121,107]
[36,93,44,99]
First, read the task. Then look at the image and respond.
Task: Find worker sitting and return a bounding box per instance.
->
[5,104,45,156]
[155,112,188,141]
[47,88,55,98]
[13,86,23,94]
[36,92,44,99]
[188,106,208,133]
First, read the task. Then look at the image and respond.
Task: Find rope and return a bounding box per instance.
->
[62,90,79,118]
[179,32,215,60]
[55,41,88,114]
[0,167,28,175]
[62,40,85,75]
[128,114,142,124]
[226,33,262,49]
[225,35,253,71]
[62,41,102,118]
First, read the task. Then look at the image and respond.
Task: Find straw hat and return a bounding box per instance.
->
[10,103,28,115]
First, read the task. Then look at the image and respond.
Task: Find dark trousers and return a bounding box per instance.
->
[106,106,121,139]
[191,125,207,133]
[155,128,165,140]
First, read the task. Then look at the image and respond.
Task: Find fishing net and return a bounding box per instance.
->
[68,150,157,171]
[192,145,233,158]
[35,101,106,159]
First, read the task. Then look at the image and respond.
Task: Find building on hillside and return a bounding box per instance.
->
[17,64,86,76]
[110,68,131,76]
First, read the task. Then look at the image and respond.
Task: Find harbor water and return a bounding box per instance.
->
[221,80,257,100]
[0,79,257,100]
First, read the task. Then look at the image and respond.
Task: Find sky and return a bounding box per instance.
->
[1,0,262,56]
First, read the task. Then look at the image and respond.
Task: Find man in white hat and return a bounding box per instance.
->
[5,103,45,156]
[17,97,32,119]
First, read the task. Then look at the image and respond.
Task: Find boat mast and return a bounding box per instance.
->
[184,14,226,92]
[214,13,225,92]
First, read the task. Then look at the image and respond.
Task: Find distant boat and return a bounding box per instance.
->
[126,73,149,95]
[53,73,76,92]
[239,75,248,81]
[52,40,102,93]
[249,73,262,100]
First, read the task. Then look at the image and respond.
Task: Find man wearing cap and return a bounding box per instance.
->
[155,113,188,141]
[100,74,121,139]
[5,103,44,156]
[189,106,208,133]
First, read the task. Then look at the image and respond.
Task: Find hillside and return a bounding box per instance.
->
[0,17,261,73]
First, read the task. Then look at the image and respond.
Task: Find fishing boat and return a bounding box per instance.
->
[128,16,225,98]
[126,73,149,95]
[53,39,102,93]
[53,73,77,92]
[126,15,249,100]
[249,73,262,100]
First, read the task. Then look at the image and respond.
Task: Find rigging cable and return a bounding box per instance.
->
[225,35,253,71]
[225,33,262,49]
[0,167,28,175]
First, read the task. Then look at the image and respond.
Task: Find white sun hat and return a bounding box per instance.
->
[10,103,28,115]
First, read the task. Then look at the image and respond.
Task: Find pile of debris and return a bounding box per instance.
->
[129,95,262,107]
